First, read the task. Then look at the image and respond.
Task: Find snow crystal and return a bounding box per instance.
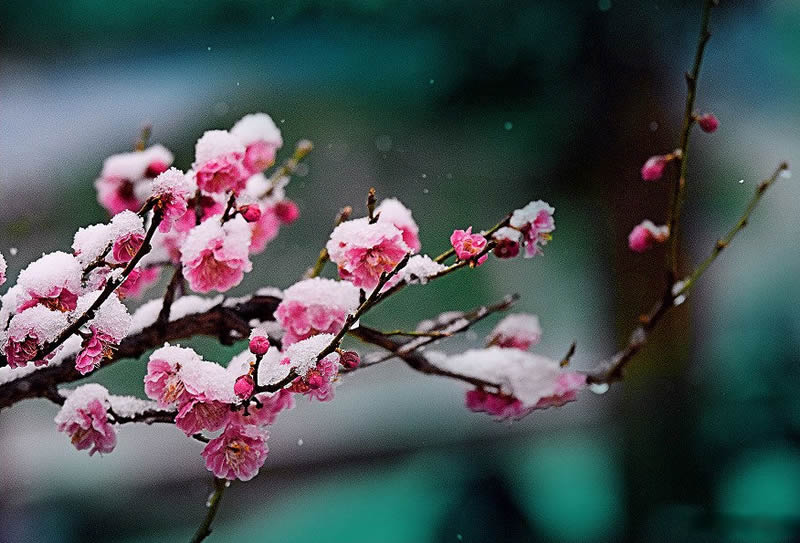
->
[194,129,245,167]
[282,333,338,374]
[101,145,173,181]
[17,251,81,297]
[110,210,145,239]
[180,215,252,264]
[282,277,360,310]
[180,357,237,402]
[489,313,541,344]
[73,223,114,267]
[128,295,224,334]
[400,255,446,285]
[109,395,169,418]
[152,167,194,198]
[231,113,283,147]
[493,226,521,242]
[76,291,131,341]
[6,305,68,342]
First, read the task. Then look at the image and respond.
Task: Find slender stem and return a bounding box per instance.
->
[190,478,228,543]
[306,206,352,279]
[380,330,452,338]
[666,0,717,280]
[219,193,237,223]
[263,139,313,193]
[367,187,378,223]
[589,162,787,384]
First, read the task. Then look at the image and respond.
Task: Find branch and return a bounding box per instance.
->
[0,295,282,411]
[263,139,313,194]
[305,206,352,279]
[666,0,717,280]
[190,478,228,543]
[588,162,788,384]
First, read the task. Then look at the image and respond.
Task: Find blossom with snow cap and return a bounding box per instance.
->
[509,200,555,258]
[193,130,248,194]
[434,347,585,420]
[74,293,131,375]
[0,252,6,286]
[201,423,269,481]
[275,278,360,345]
[55,383,116,455]
[173,357,236,435]
[109,211,146,264]
[151,168,194,233]
[144,344,203,407]
[95,145,174,214]
[326,218,409,290]
[280,333,340,376]
[225,349,295,426]
[376,198,421,252]
[487,313,542,350]
[180,215,253,293]
[16,251,82,313]
[492,227,521,259]
[628,220,669,253]
[3,305,68,367]
[231,113,283,175]
[248,203,282,254]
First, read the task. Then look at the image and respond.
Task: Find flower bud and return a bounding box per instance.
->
[340,350,361,369]
[145,160,170,178]
[641,155,669,181]
[234,374,255,398]
[239,204,262,223]
[275,200,300,224]
[696,113,719,133]
[249,336,270,356]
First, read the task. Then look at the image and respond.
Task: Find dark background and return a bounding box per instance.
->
[1,1,799,541]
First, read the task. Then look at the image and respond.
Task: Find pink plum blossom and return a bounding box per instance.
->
[249,331,270,356]
[275,278,360,345]
[628,220,669,253]
[274,200,300,224]
[193,130,248,194]
[181,215,253,293]
[55,384,116,455]
[488,313,542,350]
[0,252,6,286]
[230,389,294,427]
[340,350,360,369]
[509,201,555,258]
[450,227,488,266]
[95,145,174,214]
[234,374,255,398]
[152,168,194,233]
[492,227,521,259]
[376,198,421,252]
[3,306,68,368]
[144,345,203,407]
[75,327,116,375]
[231,113,283,175]
[239,204,262,223]
[117,267,160,298]
[289,357,339,402]
[73,293,131,375]
[201,423,269,481]
[249,204,282,254]
[326,218,409,290]
[16,252,81,313]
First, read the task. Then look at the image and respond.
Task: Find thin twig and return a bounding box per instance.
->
[190,478,228,543]
[156,265,184,335]
[305,206,352,279]
[263,139,314,194]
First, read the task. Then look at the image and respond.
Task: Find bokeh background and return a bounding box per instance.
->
[1,0,799,541]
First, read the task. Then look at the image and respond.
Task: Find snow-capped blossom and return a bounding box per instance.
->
[628,220,669,253]
[96,145,174,214]
[376,198,421,252]
[249,204,281,254]
[509,200,555,258]
[117,267,160,298]
[492,227,521,259]
[326,218,409,290]
[225,349,295,426]
[0,252,6,286]
[144,345,203,407]
[231,113,283,175]
[112,231,144,264]
[280,333,339,376]
[17,251,81,312]
[239,204,262,223]
[55,384,116,455]
[274,200,300,224]
[275,278,360,345]
[465,389,528,420]
[73,293,131,375]
[249,329,270,355]
[450,227,488,266]
[339,350,360,369]
[243,172,288,204]
[289,357,339,401]
[173,192,226,233]
[201,423,269,481]
[435,347,585,419]
[174,358,236,435]
[181,215,253,293]
[73,223,114,267]
[400,254,446,285]
[3,306,68,367]
[696,113,719,133]
[488,313,542,350]
[152,168,194,233]
[641,155,669,181]
[193,130,248,194]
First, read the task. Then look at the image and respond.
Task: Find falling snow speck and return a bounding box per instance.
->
[504,121,513,131]
[780,169,792,179]
[421,173,427,179]
[673,294,687,306]
[598,0,612,11]
[589,383,610,395]
[423,188,430,194]
[429,79,435,85]
[297,438,303,446]
[9,247,17,256]
[649,121,659,132]
[207,46,211,51]
[738,179,744,184]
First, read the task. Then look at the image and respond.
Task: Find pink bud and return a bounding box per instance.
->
[274,200,300,224]
[145,160,170,178]
[249,336,270,356]
[234,374,255,398]
[696,113,719,133]
[239,204,262,223]
[306,370,325,389]
[628,220,669,253]
[641,155,668,181]
[340,350,361,369]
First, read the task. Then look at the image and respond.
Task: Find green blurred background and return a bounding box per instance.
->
[1,0,799,541]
